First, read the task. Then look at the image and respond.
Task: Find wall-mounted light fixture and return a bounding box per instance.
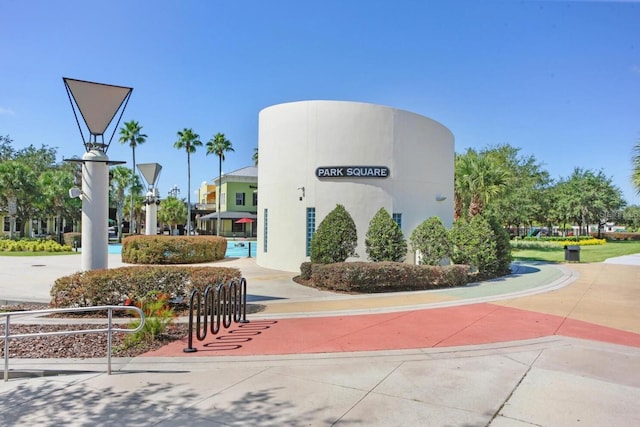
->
[298,186,305,201]
[435,194,447,202]
[68,187,84,199]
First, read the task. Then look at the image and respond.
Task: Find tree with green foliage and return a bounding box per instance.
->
[13,144,57,176]
[0,160,38,238]
[0,135,15,161]
[174,128,202,235]
[252,147,259,166]
[38,168,78,242]
[552,168,625,236]
[633,140,640,196]
[109,166,134,241]
[481,144,551,235]
[410,216,451,266]
[206,132,234,236]
[450,215,500,279]
[119,120,147,234]
[454,148,509,219]
[158,196,187,233]
[310,204,358,264]
[365,207,407,262]
[622,205,640,231]
[486,215,513,275]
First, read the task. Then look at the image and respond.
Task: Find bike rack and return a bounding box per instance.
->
[184,277,249,353]
[2,305,145,382]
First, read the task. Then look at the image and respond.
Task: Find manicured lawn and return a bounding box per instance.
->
[512,240,640,263]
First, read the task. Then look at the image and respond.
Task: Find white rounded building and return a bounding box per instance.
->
[257,100,454,272]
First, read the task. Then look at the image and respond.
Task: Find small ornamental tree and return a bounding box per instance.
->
[487,215,513,276]
[365,208,407,262]
[310,204,358,264]
[410,216,451,265]
[450,215,499,278]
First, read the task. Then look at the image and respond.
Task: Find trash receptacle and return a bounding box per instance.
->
[564,245,580,262]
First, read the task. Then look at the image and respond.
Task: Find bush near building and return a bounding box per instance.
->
[365,207,407,262]
[487,215,513,276]
[299,261,470,293]
[122,235,227,264]
[410,216,452,266]
[50,265,241,308]
[450,215,501,279]
[310,204,358,264]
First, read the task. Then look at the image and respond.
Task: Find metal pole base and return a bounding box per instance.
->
[183,347,198,353]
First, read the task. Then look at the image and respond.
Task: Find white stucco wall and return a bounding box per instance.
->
[257,100,454,272]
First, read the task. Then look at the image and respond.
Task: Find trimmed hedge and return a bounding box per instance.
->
[64,232,81,248]
[50,265,241,308]
[302,261,470,293]
[596,232,640,241]
[0,239,72,252]
[122,235,227,264]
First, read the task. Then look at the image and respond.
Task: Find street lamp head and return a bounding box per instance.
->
[63,77,133,153]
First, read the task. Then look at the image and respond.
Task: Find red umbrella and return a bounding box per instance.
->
[235,218,255,224]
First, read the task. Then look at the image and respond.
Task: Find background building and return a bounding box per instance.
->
[257,100,454,272]
[198,166,258,237]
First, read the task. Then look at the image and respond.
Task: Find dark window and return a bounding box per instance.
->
[236,192,245,206]
[392,213,402,229]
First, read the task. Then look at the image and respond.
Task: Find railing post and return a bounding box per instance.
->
[107,308,113,375]
[4,314,10,382]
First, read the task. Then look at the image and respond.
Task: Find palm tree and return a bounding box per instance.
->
[252,147,258,166]
[206,133,234,236]
[454,149,509,219]
[109,166,132,242]
[118,120,147,234]
[174,128,202,235]
[633,140,640,195]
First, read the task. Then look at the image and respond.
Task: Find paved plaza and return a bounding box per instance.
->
[1,253,640,426]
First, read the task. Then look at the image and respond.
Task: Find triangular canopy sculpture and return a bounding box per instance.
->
[63,77,132,152]
[137,163,162,189]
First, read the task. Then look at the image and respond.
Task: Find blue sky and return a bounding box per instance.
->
[2,0,639,205]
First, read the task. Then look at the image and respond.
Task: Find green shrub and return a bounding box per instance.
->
[50,265,241,308]
[365,207,407,262]
[0,239,72,252]
[306,262,470,292]
[122,291,175,348]
[300,262,313,280]
[487,216,513,276]
[64,232,81,249]
[310,204,358,264]
[450,215,500,279]
[121,235,227,264]
[410,216,451,265]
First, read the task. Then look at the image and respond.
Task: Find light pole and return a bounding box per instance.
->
[138,163,162,235]
[63,77,131,271]
[168,185,180,198]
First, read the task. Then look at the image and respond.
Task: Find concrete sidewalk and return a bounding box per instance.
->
[2,254,640,426]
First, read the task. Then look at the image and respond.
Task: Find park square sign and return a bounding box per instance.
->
[315,166,390,179]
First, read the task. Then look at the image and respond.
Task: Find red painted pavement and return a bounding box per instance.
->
[144,303,640,357]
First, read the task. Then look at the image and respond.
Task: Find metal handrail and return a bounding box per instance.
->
[2,305,145,382]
